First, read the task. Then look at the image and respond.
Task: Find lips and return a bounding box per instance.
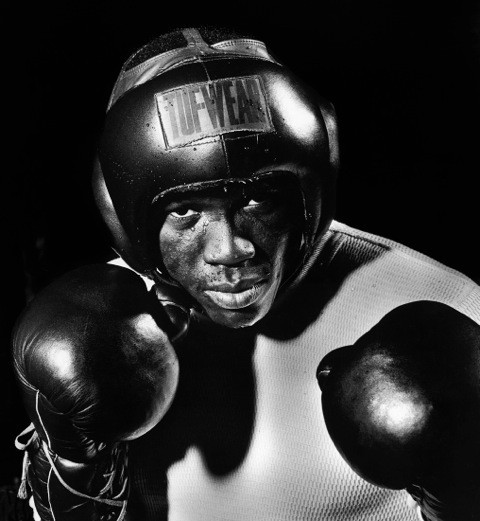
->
[204,282,267,310]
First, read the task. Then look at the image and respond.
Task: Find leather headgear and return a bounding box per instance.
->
[94,27,339,286]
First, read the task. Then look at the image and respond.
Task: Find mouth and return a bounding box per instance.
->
[204,281,268,310]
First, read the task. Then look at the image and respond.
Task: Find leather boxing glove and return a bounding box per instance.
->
[12,264,185,521]
[317,301,480,521]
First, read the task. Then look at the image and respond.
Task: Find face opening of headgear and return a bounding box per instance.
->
[93,26,339,296]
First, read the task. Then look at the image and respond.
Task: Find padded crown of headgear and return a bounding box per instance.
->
[94,26,339,285]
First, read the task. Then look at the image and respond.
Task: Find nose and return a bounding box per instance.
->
[203,217,255,266]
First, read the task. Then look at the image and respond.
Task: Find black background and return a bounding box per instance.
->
[3,1,479,485]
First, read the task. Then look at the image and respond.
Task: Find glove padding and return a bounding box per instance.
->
[12,264,184,520]
[317,301,480,521]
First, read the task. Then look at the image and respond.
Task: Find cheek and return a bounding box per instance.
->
[159,228,202,285]
[245,212,302,267]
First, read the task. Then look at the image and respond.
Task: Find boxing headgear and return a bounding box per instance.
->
[94,27,339,286]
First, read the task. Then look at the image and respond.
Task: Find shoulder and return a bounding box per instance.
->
[326,221,480,324]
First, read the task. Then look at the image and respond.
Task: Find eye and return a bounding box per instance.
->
[164,206,201,228]
[169,208,198,219]
[243,190,277,211]
[245,198,266,207]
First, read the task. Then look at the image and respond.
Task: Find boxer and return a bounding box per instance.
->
[13,27,480,521]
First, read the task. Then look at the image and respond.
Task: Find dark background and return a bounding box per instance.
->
[3,1,479,485]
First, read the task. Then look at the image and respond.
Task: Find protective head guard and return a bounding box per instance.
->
[94,27,339,289]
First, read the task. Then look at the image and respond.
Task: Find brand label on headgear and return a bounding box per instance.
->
[155,76,273,148]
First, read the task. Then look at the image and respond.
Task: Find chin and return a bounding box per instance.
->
[205,305,270,329]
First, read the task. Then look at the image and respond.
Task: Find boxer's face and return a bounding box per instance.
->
[159,177,303,328]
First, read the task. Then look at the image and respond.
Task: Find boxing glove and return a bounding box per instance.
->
[317,301,480,521]
[12,264,185,521]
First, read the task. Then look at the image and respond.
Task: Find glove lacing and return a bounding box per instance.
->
[15,423,128,514]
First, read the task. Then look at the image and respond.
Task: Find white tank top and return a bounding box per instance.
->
[125,221,480,520]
